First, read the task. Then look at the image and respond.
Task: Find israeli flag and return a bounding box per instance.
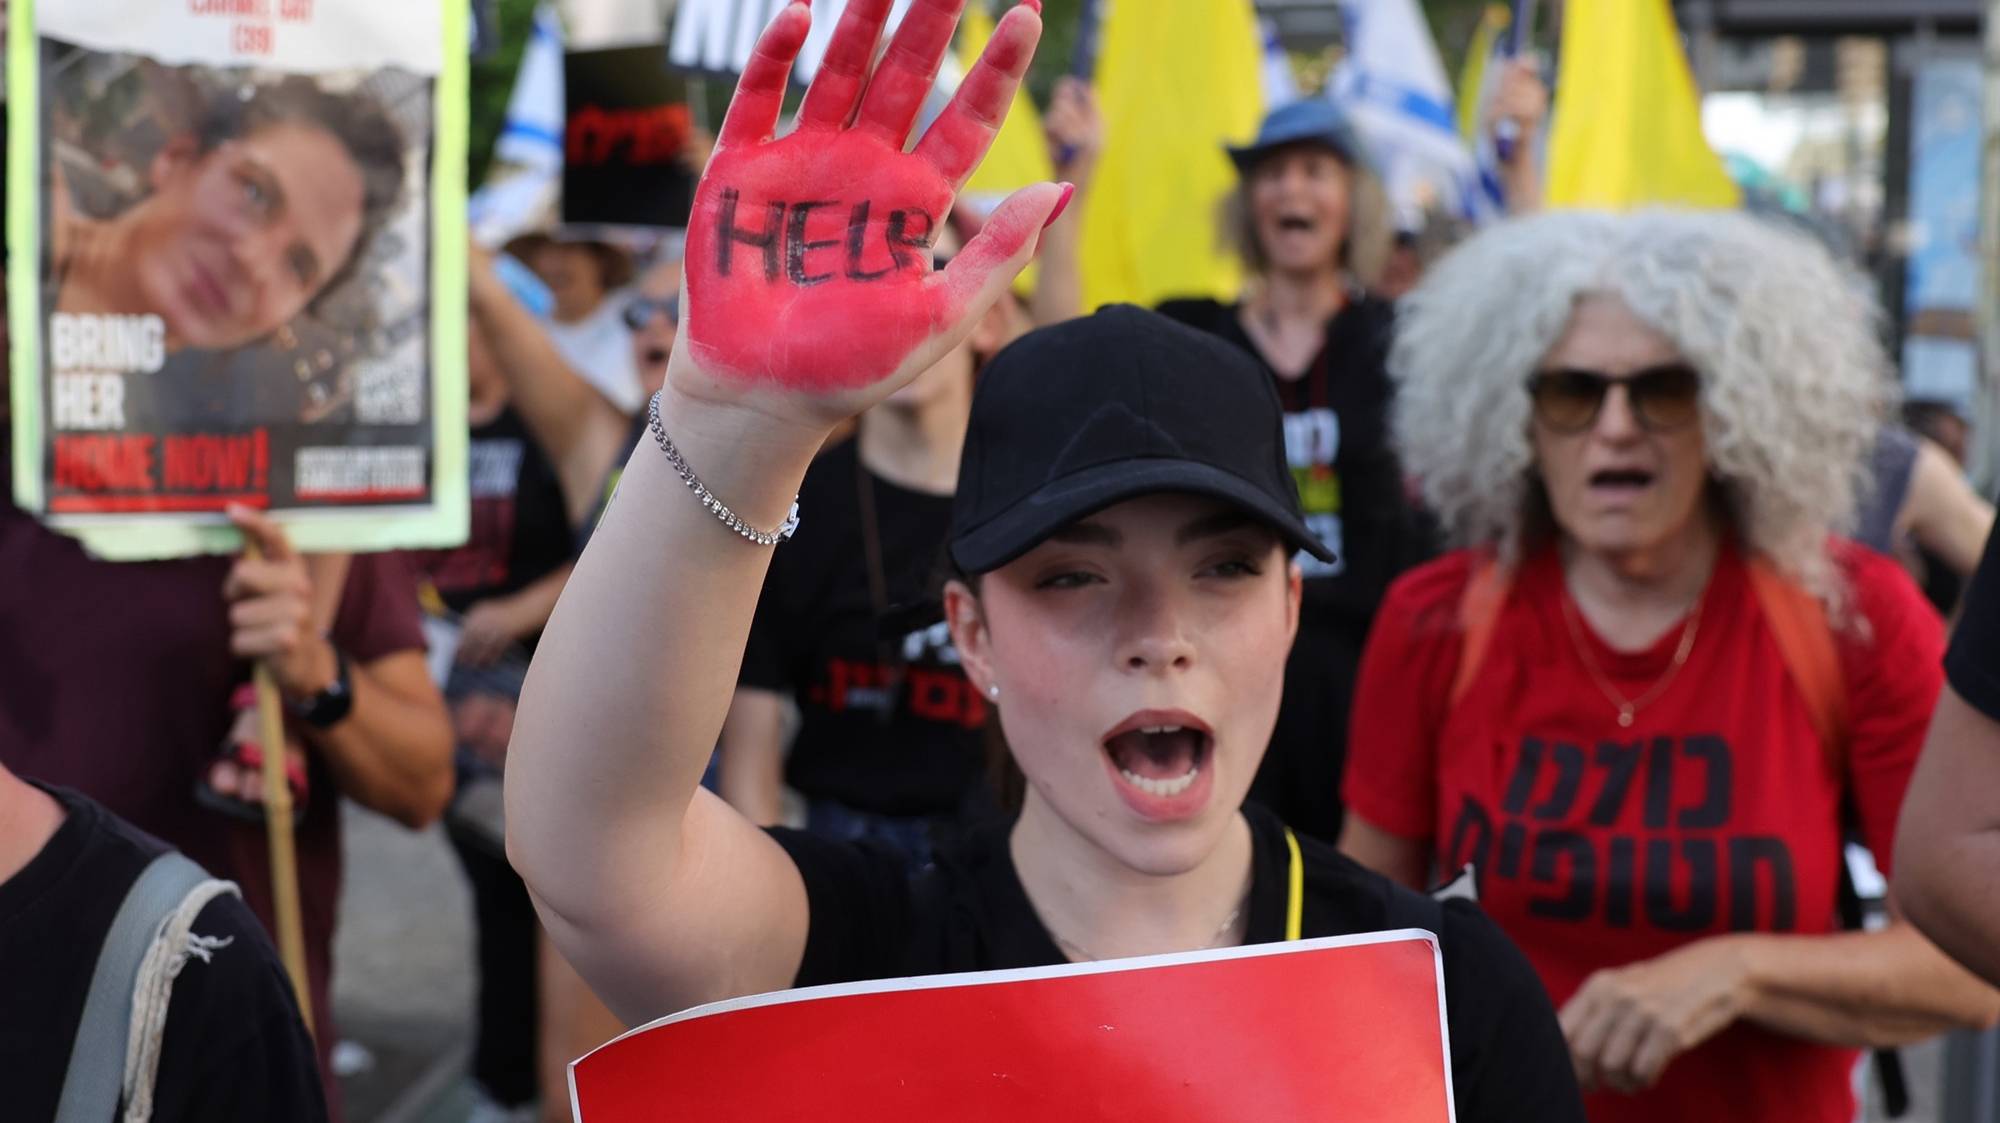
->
[1328,0,1494,228]
[472,4,565,243]
[495,4,566,172]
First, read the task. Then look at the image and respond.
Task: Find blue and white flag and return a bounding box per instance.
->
[1459,8,1518,225]
[495,4,565,172]
[1261,18,1299,109]
[471,4,566,243]
[1328,0,1493,227]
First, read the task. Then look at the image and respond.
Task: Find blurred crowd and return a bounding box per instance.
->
[9,16,2000,1123]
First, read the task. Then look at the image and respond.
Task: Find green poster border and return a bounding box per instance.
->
[9,0,44,521]
[7,0,469,561]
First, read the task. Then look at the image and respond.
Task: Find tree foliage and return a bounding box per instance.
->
[468,0,543,189]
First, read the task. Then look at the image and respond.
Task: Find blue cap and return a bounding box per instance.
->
[1226,99,1372,175]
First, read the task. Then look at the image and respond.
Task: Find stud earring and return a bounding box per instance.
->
[987,684,1000,700]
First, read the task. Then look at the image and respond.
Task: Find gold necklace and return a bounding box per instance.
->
[1560,590,1704,728]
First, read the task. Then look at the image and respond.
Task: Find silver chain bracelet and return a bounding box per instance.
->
[647,390,801,546]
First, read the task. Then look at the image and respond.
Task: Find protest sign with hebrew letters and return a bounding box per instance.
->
[7,0,468,559]
[570,931,1456,1122]
[562,46,696,230]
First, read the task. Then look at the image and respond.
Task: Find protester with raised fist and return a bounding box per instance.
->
[1341,209,1999,1122]
[469,245,688,541]
[504,4,1582,1118]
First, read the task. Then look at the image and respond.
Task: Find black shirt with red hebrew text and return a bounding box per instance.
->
[740,438,988,818]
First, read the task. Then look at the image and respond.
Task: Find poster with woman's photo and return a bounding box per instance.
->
[7,0,467,559]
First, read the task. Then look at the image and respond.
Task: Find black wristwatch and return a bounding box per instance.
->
[289,646,354,729]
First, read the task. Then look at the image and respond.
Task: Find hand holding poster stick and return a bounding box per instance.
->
[250,648,314,1029]
[226,505,318,1025]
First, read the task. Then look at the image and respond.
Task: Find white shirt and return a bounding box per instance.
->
[546,292,641,413]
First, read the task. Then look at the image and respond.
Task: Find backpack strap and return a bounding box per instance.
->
[1453,552,1849,761]
[1744,557,1849,767]
[1730,562,1905,1111]
[1449,555,1511,709]
[56,851,232,1123]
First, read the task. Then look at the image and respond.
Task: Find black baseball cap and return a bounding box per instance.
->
[947,305,1334,574]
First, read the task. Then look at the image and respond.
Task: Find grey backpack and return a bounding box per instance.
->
[55,851,240,1123]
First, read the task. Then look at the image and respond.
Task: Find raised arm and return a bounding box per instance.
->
[467,249,628,526]
[1492,58,1548,216]
[503,0,1066,1022]
[1028,76,1100,326]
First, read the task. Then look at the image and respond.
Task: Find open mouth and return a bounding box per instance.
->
[1106,727,1209,796]
[1100,710,1215,816]
[1588,467,1655,494]
[1275,214,1316,234]
[642,346,670,365]
[184,261,232,319]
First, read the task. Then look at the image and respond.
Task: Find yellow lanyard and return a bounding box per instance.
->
[1283,827,1304,941]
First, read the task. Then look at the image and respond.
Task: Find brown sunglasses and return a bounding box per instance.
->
[1526,364,1703,434]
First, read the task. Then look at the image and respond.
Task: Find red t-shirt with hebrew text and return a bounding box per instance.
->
[1344,539,1943,1123]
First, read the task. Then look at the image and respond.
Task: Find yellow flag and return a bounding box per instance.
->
[1080,0,1264,310]
[1457,5,1510,143]
[959,2,1055,208]
[958,2,1053,293]
[1546,0,1740,209]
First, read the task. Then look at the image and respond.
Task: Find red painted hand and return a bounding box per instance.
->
[674,0,1067,426]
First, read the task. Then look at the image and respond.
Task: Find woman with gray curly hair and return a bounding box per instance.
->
[1338,209,1999,1122]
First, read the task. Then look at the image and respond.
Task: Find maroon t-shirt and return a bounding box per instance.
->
[0,484,425,1114]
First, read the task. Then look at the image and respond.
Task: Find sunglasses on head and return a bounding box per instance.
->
[1526,364,1703,434]
[621,294,679,332]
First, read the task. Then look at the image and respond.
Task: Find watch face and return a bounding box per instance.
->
[296,650,354,727]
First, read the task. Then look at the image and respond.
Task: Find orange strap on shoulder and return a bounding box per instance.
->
[1745,557,1848,766]
[1452,553,1846,769]
[1450,557,1510,709]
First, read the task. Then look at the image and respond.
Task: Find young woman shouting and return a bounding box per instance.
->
[503,2,1582,1116]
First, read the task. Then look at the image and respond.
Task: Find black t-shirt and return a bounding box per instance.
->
[1947,519,2000,720]
[1154,296,1430,627]
[770,803,1583,1122]
[410,406,574,638]
[0,785,326,1122]
[740,438,987,818]
[1156,297,1432,840]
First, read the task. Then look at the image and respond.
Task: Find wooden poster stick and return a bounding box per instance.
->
[245,538,314,1031]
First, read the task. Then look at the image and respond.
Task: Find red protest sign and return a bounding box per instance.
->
[571,931,1455,1122]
